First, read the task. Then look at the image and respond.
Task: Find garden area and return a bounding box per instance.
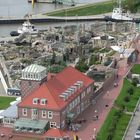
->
[97,77,140,140]
[115,79,140,112]
[131,64,140,74]
[97,108,131,140]
[0,96,16,110]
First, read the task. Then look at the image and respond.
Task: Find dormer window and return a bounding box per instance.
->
[33,98,39,104]
[41,99,47,105]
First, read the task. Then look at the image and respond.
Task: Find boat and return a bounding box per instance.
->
[17,20,38,34]
[105,0,133,21]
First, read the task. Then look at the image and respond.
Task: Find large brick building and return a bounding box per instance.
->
[15,64,94,139]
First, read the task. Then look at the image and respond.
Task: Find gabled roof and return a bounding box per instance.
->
[18,66,93,110]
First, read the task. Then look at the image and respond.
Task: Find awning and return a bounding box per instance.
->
[67,113,75,119]
[14,118,49,130]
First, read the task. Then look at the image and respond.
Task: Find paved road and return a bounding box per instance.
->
[124,105,140,140]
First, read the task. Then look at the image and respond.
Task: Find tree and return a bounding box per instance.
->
[127,87,134,95]
[124,95,130,102]
[75,58,89,72]
[132,77,139,86]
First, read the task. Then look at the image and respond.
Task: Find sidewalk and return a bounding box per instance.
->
[124,105,140,140]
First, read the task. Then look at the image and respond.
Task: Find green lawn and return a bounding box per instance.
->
[131,64,140,74]
[47,1,114,16]
[115,79,140,112]
[97,108,131,140]
[0,96,16,110]
[112,114,131,140]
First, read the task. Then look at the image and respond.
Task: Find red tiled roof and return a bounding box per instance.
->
[18,66,93,110]
[44,128,69,138]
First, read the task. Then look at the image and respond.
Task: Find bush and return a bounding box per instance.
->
[132,78,139,86]
[124,96,130,102]
[127,87,134,95]
[75,59,89,72]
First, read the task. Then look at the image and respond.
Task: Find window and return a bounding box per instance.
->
[81,91,85,99]
[74,98,77,106]
[69,103,73,111]
[32,109,38,116]
[87,86,91,94]
[33,98,39,104]
[42,110,47,118]
[50,122,56,128]
[41,99,47,105]
[72,101,75,109]
[77,96,80,104]
[22,108,27,116]
[48,111,53,119]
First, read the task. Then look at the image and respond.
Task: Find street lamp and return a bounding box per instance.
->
[92,128,96,140]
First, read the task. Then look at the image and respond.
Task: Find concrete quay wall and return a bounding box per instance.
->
[0,15,140,25]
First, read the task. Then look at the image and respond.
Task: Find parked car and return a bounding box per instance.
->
[134,130,140,139]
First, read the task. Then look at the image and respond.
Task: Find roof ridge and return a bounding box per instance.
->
[45,82,61,109]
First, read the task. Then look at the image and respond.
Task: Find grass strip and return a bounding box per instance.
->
[47,1,114,16]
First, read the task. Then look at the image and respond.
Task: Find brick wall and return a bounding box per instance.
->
[20,80,41,98]
[18,107,61,128]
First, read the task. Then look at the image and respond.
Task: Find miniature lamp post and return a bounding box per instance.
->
[92,128,96,140]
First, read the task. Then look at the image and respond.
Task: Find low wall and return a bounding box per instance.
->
[0,70,8,93]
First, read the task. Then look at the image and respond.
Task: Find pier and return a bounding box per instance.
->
[0,14,140,25]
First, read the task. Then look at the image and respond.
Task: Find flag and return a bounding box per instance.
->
[32,0,35,7]
[74,134,79,140]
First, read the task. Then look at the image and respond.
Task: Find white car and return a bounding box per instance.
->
[134,130,140,139]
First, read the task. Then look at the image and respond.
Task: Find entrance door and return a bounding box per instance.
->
[32,109,38,120]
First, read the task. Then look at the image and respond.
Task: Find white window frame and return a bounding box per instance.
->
[50,122,56,128]
[41,99,47,105]
[22,108,27,116]
[87,86,91,94]
[81,91,85,99]
[42,110,47,118]
[33,98,39,105]
[77,96,80,104]
[74,98,77,106]
[48,111,53,119]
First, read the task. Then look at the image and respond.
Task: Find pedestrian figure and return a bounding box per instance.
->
[116,74,119,78]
